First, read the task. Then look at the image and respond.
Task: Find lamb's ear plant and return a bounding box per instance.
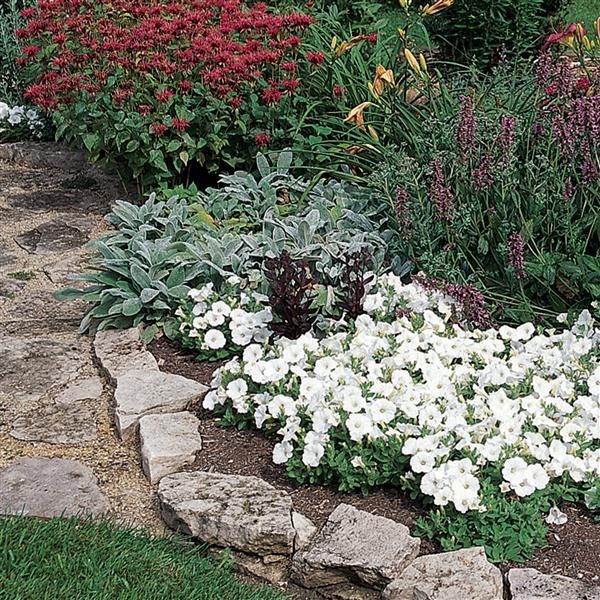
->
[54,194,204,338]
[55,153,405,338]
[55,237,204,339]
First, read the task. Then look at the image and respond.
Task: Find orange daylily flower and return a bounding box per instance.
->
[371,64,395,97]
[344,101,375,128]
[334,34,370,57]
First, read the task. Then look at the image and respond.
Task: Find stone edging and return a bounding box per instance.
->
[94,327,600,600]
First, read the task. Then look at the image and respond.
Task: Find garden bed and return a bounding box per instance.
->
[150,336,600,584]
[3,0,598,593]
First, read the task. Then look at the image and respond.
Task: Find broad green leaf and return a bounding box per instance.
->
[140,288,160,303]
[130,264,152,289]
[122,297,142,316]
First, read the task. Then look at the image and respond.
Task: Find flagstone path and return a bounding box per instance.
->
[0,143,162,529]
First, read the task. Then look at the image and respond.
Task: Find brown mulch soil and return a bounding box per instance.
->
[150,336,600,584]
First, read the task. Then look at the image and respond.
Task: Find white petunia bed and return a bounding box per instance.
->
[191,274,599,545]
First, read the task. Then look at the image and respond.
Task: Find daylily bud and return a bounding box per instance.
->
[419,53,429,73]
[574,22,587,43]
[404,48,422,74]
[331,35,338,51]
[422,0,454,16]
[367,125,379,141]
[368,82,380,99]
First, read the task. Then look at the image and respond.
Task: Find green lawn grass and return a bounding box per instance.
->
[0,515,286,600]
[560,0,598,29]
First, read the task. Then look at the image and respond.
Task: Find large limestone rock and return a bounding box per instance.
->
[0,457,109,517]
[14,219,89,255]
[158,471,299,557]
[139,411,202,484]
[292,503,420,591]
[0,142,86,171]
[0,335,102,443]
[0,335,86,404]
[4,289,85,327]
[10,377,103,444]
[93,327,158,381]
[508,568,600,600]
[114,369,206,437]
[383,547,503,600]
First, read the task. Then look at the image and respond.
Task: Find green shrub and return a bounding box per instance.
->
[0,0,31,103]
[560,0,599,30]
[430,0,548,64]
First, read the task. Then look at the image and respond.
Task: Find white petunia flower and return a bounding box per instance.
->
[273,441,293,464]
[204,328,226,349]
[205,310,225,327]
[410,452,435,473]
[346,413,373,442]
[226,378,248,399]
[302,443,325,467]
[545,506,568,525]
[243,344,263,363]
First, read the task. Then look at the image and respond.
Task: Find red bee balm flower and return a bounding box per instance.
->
[171,117,189,132]
[156,90,174,103]
[281,61,298,73]
[22,45,40,58]
[306,51,325,66]
[18,0,314,184]
[150,122,168,136]
[255,131,270,148]
[282,78,300,93]
[262,87,283,105]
